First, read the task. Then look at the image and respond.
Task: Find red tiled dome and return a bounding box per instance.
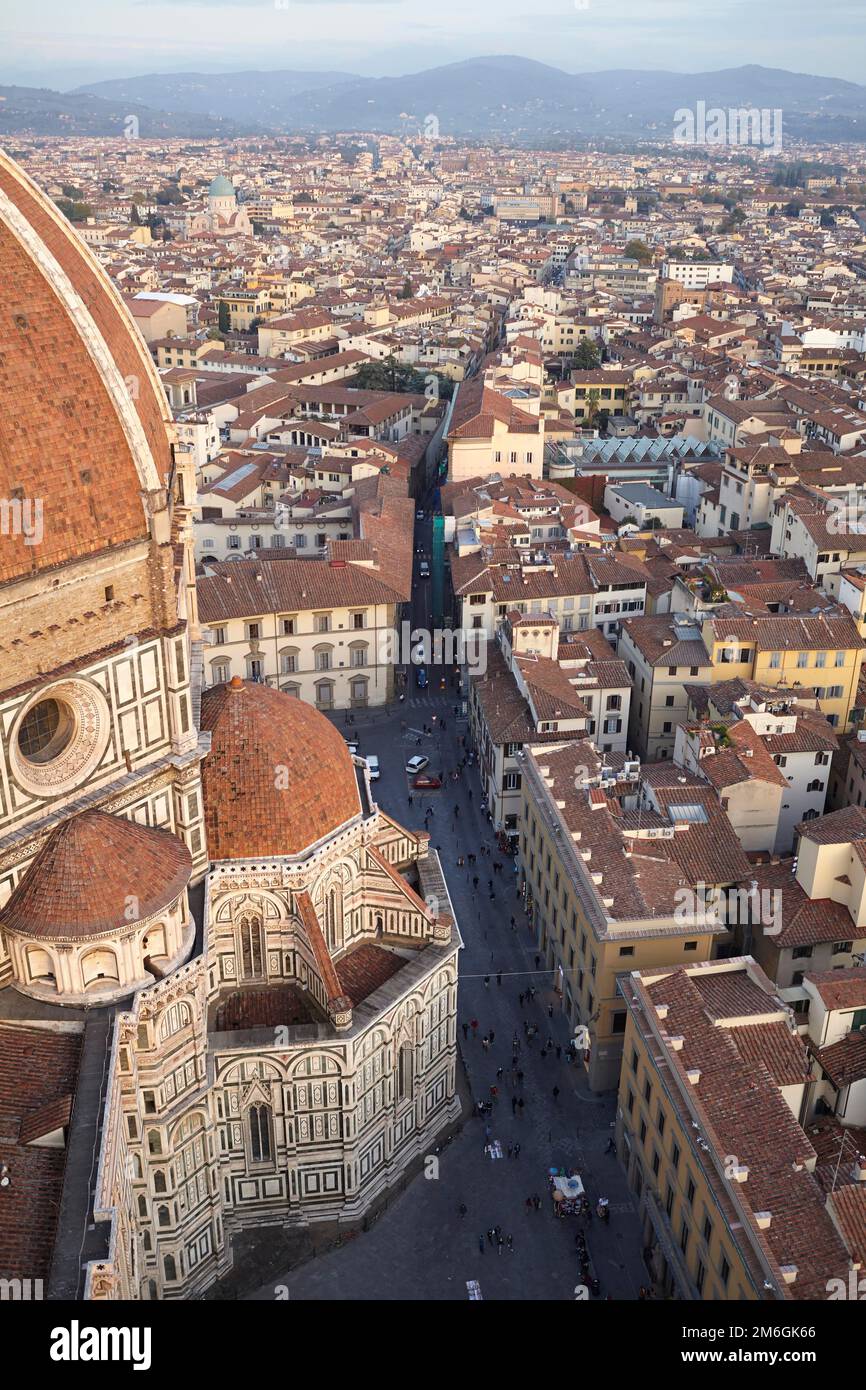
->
[0,810,192,940]
[200,679,362,860]
[0,151,175,584]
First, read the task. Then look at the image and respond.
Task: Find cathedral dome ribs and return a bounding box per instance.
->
[199,678,363,861]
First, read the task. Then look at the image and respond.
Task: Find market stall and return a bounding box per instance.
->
[549,1170,585,1217]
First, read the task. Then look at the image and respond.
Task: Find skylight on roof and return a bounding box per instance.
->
[218,462,258,488]
[668,803,709,824]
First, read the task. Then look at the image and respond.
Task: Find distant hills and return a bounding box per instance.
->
[77,59,866,142]
[75,68,357,128]
[0,85,245,138]
[1,59,864,142]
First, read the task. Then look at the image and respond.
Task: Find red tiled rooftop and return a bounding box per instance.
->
[212,986,318,1032]
[335,943,406,1006]
[0,1024,82,1283]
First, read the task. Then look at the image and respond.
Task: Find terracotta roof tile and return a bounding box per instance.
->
[0,810,191,941]
[200,678,361,859]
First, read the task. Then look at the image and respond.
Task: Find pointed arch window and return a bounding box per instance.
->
[397,1043,414,1103]
[248,1103,273,1163]
[323,884,343,951]
[239,914,264,980]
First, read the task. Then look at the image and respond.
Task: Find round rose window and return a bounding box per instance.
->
[12,680,110,797]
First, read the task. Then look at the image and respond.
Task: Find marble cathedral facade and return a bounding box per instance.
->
[0,149,461,1302]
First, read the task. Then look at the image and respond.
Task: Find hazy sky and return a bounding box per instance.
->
[2,0,863,90]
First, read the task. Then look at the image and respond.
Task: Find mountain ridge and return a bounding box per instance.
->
[4,59,864,141]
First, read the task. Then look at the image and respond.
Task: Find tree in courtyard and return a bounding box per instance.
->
[572,338,600,370]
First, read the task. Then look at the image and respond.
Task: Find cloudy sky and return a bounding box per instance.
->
[2,0,863,90]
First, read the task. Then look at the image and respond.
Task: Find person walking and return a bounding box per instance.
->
[507,1234,514,1254]
[462,1022,469,1041]
[517,1070,524,1087]
[513,1142,521,1160]
[548,1003,554,1018]
[535,954,541,970]
[552,1085,560,1101]
[483,975,490,989]
[479,1234,485,1255]
[473,876,479,890]
[497,1234,504,1256]
[517,1097,525,1117]
[458,1202,468,1218]
[470,1018,478,1037]
[489,1030,495,1044]
[497,972,502,987]
[511,1096,518,1115]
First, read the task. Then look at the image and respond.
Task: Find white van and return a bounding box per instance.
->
[366,754,380,781]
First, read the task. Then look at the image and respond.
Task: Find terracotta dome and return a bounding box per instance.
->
[200,679,362,860]
[0,150,175,584]
[0,810,192,941]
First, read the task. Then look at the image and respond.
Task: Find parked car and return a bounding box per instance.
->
[419,560,430,578]
[412,774,441,790]
[345,736,360,755]
[405,754,430,775]
[365,754,380,781]
[416,509,424,521]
